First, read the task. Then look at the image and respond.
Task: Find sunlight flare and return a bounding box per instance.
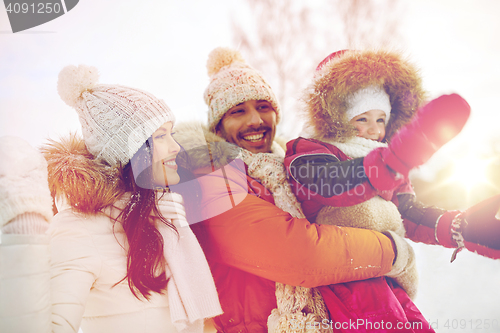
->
[448,156,492,191]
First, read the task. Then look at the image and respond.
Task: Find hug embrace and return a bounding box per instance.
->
[1,47,500,333]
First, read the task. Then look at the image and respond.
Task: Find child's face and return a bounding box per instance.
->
[349,109,387,142]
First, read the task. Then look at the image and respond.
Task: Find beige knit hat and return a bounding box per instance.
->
[203,47,281,132]
[57,65,175,167]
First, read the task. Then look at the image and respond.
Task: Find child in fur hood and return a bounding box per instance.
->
[284,49,472,331]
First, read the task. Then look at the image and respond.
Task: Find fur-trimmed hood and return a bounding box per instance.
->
[303,49,427,142]
[173,121,242,171]
[40,124,241,215]
[39,122,277,214]
[41,133,125,214]
[173,121,285,170]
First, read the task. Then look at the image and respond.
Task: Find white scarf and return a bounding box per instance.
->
[239,143,331,333]
[111,192,222,333]
[323,136,387,158]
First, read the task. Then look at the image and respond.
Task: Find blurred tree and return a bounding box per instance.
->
[338,0,404,49]
[231,0,319,138]
[231,0,405,139]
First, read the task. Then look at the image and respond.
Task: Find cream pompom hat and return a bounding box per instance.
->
[203,47,281,132]
[57,65,175,167]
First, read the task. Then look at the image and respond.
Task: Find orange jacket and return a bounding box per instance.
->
[191,159,396,332]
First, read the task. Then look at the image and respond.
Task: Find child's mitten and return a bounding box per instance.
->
[366,94,470,190]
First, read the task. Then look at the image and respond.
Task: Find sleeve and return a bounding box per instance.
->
[48,212,102,332]
[284,138,379,207]
[397,192,446,245]
[0,233,52,333]
[194,162,396,289]
[0,214,102,333]
[399,193,500,260]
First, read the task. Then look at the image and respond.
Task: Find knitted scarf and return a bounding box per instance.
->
[239,143,332,333]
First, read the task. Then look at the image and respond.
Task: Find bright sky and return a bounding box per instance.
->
[1,0,500,328]
[0,0,235,148]
[2,0,500,156]
[401,0,500,172]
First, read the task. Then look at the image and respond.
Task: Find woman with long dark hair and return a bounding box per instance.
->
[0,65,221,332]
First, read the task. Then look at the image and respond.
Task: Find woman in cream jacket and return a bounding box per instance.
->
[0,65,221,333]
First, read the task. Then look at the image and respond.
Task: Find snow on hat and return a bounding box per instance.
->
[57,65,175,167]
[346,85,391,123]
[203,47,281,132]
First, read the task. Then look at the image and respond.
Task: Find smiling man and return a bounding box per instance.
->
[185,47,404,333]
[204,47,282,155]
[215,99,276,154]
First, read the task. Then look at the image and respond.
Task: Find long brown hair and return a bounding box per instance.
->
[43,133,198,300]
[118,138,201,300]
[117,138,174,300]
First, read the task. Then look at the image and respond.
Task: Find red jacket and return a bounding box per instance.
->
[283,136,500,261]
[285,137,441,245]
[191,158,397,332]
[283,137,443,332]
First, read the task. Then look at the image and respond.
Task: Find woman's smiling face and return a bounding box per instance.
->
[151,122,180,187]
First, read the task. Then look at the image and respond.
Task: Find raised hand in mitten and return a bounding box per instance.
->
[365,94,470,190]
[0,136,53,234]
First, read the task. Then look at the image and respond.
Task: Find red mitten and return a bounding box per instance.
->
[381,93,470,176]
[363,147,407,191]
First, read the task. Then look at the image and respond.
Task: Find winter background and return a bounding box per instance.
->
[1,0,500,332]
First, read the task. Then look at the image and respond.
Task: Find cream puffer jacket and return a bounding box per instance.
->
[1,207,177,333]
[0,134,221,333]
[1,202,222,333]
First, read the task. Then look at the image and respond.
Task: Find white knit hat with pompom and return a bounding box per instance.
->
[57,65,175,167]
[345,85,391,123]
[203,47,281,132]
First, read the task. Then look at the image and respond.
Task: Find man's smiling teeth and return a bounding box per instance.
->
[163,160,176,166]
[243,133,264,142]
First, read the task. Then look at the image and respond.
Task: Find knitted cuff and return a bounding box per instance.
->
[0,136,54,227]
[384,230,411,277]
[1,212,49,235]
[435,210,460,249]
[0,191,53,228]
